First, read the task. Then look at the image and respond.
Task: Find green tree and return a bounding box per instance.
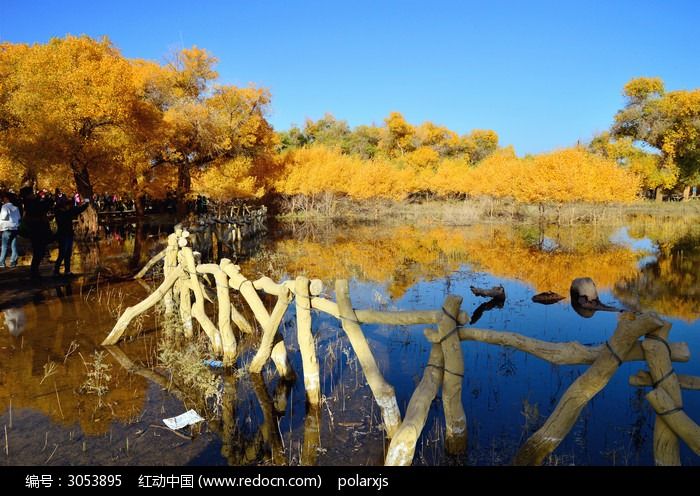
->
[612,77,700,200]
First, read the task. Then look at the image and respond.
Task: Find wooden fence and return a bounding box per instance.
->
[105,228,700,466]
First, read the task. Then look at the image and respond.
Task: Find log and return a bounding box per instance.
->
[271,334,296,382]
[335,279,401,438]
[531,291,565,305]
[424,326,689,365]
[253,276,324,297]
[385,344,444,465]
[470,285,505,300]
[197,264,237,365]
[646,387,700,455]
[230,304,255,334]
[513,312,665,465]
[181,248,222,354]
[133,248,166,279]
[296,276,320,406]
[310,297,468,326]
[220,260,271,328]
[629,371,700,390]
[642,323,683,465]
[435,295,466,454]
[249,288,292,374]
[102,265,184,345]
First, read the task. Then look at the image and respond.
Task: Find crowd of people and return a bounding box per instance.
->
[0,185,214,280]
[0,187,89,279]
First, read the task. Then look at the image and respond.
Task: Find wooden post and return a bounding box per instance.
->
[302,407,321,466]
[335,279,401,438]
[513,312,665,465]
[296,276,321,406]
[435,294,466,454]
[385,344,444,465]
[162,233,178,317]
[646,387,700,455]
[249,288,292,374]
[180,246,222,354]
[197,264,237,365]
[102,265,184,345]
[642,323,683,465]
[179,280,193,338]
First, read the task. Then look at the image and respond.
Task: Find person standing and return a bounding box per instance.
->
[19,186,52,279]
[53,197,89,276]
[0,192,21,268]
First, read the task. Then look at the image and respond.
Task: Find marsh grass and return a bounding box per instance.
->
[276,195,700,227]
[158,332,223,417]
[79,351,113,408]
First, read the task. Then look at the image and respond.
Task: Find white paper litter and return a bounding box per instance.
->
[163,409,204,430]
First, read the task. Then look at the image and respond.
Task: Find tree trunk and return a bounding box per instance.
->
[71,162,94,200]
[682,185,691,201]
[135,196,146,217]
[655,187,663,202]
[20,168,37,190]
[176,162,191,218]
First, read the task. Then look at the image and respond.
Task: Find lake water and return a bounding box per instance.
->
[0,215,698,465]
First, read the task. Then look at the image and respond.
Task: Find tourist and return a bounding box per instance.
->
[19,186,53,279]
[0,192,21,268]
[53,196,90,276]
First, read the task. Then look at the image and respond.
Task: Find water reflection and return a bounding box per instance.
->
[3,308,26,336]
[0,216,698,466]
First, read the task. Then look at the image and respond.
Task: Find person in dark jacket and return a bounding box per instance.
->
[53,197,89,276]
[20,187,53,280]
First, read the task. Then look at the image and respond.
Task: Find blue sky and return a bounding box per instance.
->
[1,0,698,154]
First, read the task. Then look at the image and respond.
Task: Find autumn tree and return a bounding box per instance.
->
[589,131,675,199]
[0,36,160,199]
[147,47,276,215]
[612,77,700,200]
[379,112,416,157]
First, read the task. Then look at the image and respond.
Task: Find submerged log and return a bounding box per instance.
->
[434,294,466,454]
[513,312,665,465]
[470,285,505,301]
[532,291,565,305]
[424,326,689,365]
[385,344,444,466]
[296,276,321,406]
[335,279,401,437]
